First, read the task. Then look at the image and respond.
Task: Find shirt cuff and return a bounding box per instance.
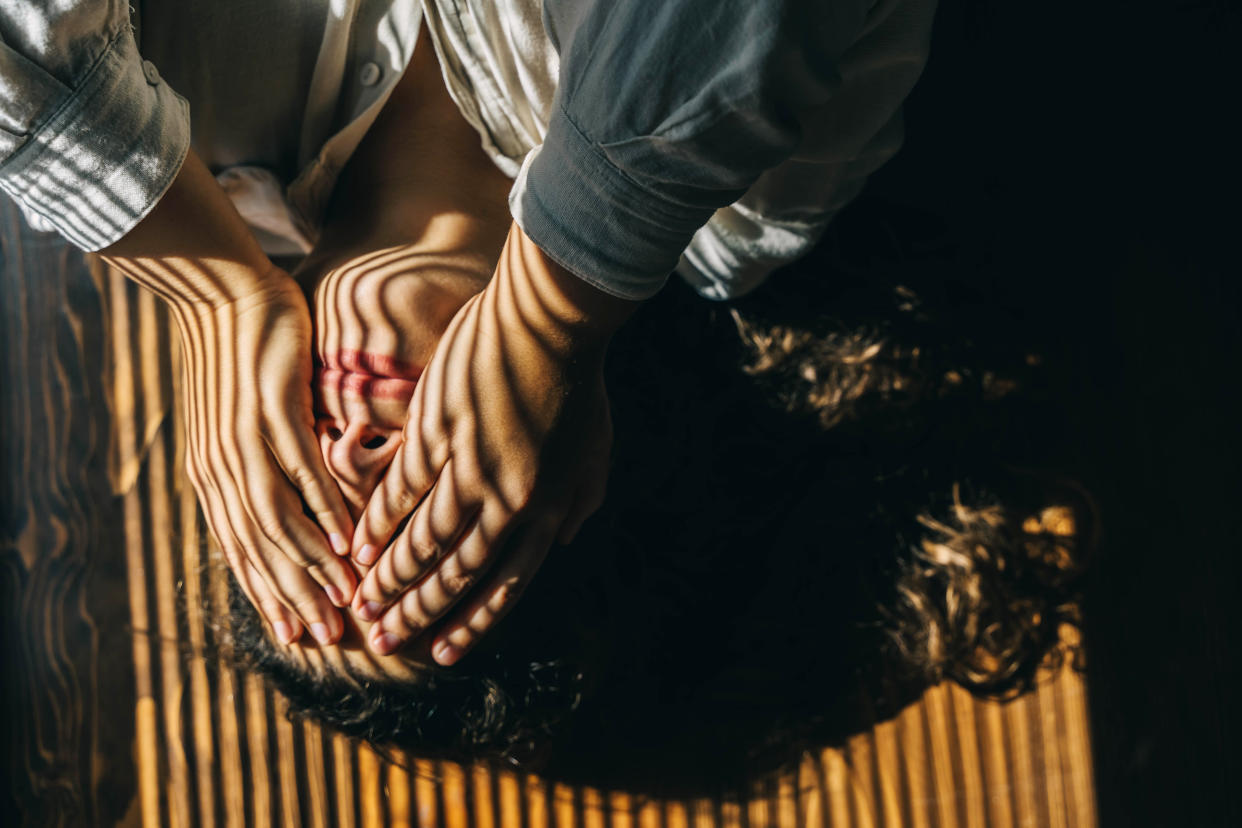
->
[510,107,716,302]
[677,203,837,302]
[0,27,190,252]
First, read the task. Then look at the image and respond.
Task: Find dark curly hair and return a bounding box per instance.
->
[726,205,1091,702]
[225,579,585,765]
[888,484,1087,696]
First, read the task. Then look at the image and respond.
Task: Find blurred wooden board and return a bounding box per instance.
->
[1,201,1096,827]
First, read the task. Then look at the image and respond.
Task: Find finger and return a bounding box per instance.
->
[197,480,305,645]
[202,348,356,606]
[351,301,463,564]
[353,460,475,620]
[239,458,358,606]
[351,414,440,566]
[258,544,345,645]
[215,468,345,645]
[430,525,554,666]
[265,412,354,556]
[235,556,304,646]
[368,517,504,656]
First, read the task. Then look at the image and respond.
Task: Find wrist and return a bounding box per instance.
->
[492,223,639,359]
[120,258,289,318]
[100,150,279,311]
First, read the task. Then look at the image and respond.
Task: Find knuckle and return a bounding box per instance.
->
[389,486,418,520]
[497,475,537,516]
[396,603,427,635]
[406,533,441,569]
[441,571,477,597]
[313,507,341,530]
[286,464,321,495]
[458,463,490,496]
[256,513,297,551]
[491,577,528,612]
[367,573,396,603]
[291,594,323,617]
[257,598,285,619]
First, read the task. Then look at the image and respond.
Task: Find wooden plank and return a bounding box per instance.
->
[358,745,383,828]
[976,696,1015,828]
[896,703,932,828]
[948,685,987,828]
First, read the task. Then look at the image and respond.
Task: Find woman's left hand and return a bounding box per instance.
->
[348,225,633,664]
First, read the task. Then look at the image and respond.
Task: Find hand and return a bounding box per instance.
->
[349,225,635,664]
[174,275,358,645]
[101,152,358,646]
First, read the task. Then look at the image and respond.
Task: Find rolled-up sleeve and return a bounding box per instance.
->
[512,0,867,301]
[0,4,190,251]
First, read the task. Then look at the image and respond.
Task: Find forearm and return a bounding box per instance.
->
[100,150,280,313]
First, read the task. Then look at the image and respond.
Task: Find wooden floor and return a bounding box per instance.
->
[1,200,1096,827]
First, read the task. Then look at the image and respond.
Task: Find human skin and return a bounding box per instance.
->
[103,20,517,654]
[283,240,502,679]
[108,20,639,665]
[297,225,635,671]
[100,151,358,647]
[273,22,517,671]
[349,221,637,667]
[301,27,640,667]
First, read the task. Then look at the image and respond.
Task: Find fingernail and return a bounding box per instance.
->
[324,584,346,606]
[329,533,348,555]
[373,632,401,655]
[357,601,383,622]
[273,620,295,645]
[433,640,462,666]
[310,622,333,645]
[356,544,379,566]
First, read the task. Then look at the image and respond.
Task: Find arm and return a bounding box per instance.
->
[348,0,868,663]
[100,150,358,645]
[2,5,355,641]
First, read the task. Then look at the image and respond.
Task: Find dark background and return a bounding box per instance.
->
[870,1,1241,825]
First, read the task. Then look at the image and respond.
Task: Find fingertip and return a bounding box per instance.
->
[273,620,298,645]
[355,543,379,567]
[329,533,349,556]
[324,583,347,607]
[310,622,334,646]
[371,630,402,656]
[432,637,463,667]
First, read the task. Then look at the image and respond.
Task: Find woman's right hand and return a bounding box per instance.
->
[171,275,359,645]
[102,151,356,645]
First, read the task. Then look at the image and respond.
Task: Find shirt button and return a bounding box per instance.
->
[142,59,160,86]
[359,62,382,87]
